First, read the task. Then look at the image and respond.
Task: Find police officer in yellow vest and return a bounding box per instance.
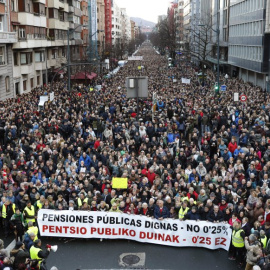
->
[179,201,189,221]
[30,239,50,267]
[27,221,39,241]
[2,198,16,237]
[24,201,36,225]
[229,221,245,268]
[77,193,89,209]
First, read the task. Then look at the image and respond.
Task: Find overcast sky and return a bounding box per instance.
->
[115,0,169,23]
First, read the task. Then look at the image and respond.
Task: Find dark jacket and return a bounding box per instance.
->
[207,210,224,222]
[23,234,34,251]
[184,210,201,221]
[11,248,30,268]
[154,206,170,219]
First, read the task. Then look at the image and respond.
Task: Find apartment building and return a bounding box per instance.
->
[177,1,184,45]
[11,0,83,95]
[97,0,105,56]
[228,0,269,88]
[80,0,89,61]
[120,8,131,41]
[0,0,17,99]
[111,0,121,45]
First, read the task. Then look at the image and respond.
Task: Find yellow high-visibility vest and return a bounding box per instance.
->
[36,200,43,210]
[261,236,267,248]
[27,226,39,241]
[232,229,245,248]
[2,203,15,218]
[24,206,35,223]
[30,246,42,265]
[179,207,189,219]
[77,198,89,207]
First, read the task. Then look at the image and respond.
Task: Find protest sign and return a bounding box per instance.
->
[38,210,232,251]
[112,177,128,189]
[128,56,143,61]
[181,78,191,84]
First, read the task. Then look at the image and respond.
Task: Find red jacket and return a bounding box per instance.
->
[146,172,156,185]
[228,142,237,153]
[187,191,198,200]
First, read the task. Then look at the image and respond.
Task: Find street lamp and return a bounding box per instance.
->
[68,24,88,91]
[198,0,220,94]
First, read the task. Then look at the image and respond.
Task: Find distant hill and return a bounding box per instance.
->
[130,17,156,29]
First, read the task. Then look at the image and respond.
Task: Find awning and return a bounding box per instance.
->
[71,72,97,80]
[54,68,65,74]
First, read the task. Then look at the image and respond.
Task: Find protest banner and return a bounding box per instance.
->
[38,210,232,251]
[128,56,143,61]
[181,78,191,84]
[112,177,128,189]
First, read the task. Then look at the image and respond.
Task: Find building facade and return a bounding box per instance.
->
[228,0,269,88]
[11,0,84,95]
[0,0,17,99]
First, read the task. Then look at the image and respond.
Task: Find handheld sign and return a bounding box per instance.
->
[112,177,128,189]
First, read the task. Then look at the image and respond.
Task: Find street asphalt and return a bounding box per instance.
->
[42,238,237,270]
[0,229,239,270]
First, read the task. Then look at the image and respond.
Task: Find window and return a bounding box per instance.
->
[0,47,5,65]
[20,52,32,65]
[19,28,26,39]
[0,16,3,32]
[52,49,57,59]
[23,80,27,91]
[30,78,34,88]
[59,11,64,21]
[35,51,44,62]
[13,52,18,66]
[5,77,10,93]
[37,76,40,85]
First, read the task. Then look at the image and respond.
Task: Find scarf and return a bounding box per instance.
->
[13,213,25,225]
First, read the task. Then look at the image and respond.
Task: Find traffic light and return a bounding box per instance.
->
[214,82,219,94]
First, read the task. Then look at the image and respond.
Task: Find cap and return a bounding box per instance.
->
[69,200,74,205]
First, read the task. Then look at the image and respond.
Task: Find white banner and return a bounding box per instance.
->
[181,78,191,84]
[128,56,144,61]
[38,210,231,251]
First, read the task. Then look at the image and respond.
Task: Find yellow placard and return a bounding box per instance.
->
[138,66,141,70]
[89,87,94,92]
[112,177,128,189]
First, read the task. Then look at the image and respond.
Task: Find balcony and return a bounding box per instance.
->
[18,12,46,27]
[48,18,69,30]
[32,0,46,3]
[0,32,17,43]
[69,6,74,13]
[69,22,74,29]
[20,65,33,75]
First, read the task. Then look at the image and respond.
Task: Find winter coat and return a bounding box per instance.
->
[245,240,261,265]
[184,210,201,221]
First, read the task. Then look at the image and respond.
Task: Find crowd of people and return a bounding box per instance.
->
[0,41,270,269]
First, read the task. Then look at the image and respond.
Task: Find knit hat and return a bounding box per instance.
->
[210,192,215,197]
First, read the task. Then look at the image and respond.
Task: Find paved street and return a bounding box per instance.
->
[42,238,236,270]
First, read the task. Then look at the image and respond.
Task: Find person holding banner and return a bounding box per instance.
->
[154,200,169,220]
[229,221,246,268]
